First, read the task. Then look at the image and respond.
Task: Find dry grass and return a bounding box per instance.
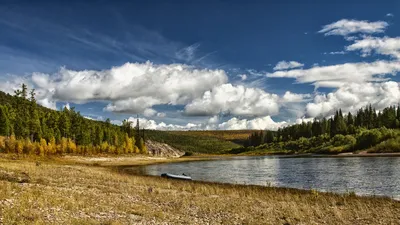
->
[0,156,399,224]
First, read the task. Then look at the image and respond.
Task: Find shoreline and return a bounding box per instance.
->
[235,151,400,158]
[0,155,399,224]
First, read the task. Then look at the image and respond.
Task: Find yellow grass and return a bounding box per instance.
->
[0,155,399,224]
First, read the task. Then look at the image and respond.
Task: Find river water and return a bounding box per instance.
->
[135,156,400,199]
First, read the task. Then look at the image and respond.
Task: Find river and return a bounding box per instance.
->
[134,156,400,199]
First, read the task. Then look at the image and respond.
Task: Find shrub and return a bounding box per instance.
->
[368,137,400,153]
[355,129,382,150]
[183,151,193,156]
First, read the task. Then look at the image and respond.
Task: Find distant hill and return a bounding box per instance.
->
[0,88,244,155]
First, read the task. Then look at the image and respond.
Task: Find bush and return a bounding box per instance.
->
[355,129,382,150]
[228,146,254,154]
[332,134,356,147]
[183,151,194,156]
[368,137,400,153]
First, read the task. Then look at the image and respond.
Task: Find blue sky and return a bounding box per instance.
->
[1,0,400,130]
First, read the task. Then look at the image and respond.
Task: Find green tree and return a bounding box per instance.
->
[0,105,10,136]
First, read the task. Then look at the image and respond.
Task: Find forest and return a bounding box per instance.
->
[0,84,147,156]
[240,105,400,154]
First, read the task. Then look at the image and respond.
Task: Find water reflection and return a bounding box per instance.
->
[136,156,400,198]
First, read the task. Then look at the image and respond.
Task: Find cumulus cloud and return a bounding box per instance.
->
[29,62,228,114]
[184,84,280,117]
[273,61,304,70]
[346,36,400,59]
[281,91,311,103]
[267,60,400,88]
[126,115,286,131]
[386,13,394,17]
[217,116,287,131]
[319,19,388,36]
[143,108,157,117]
[306,81,400,118]
[128,117,201,130]
[295,117,314,124]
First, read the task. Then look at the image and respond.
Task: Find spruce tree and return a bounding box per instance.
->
[0,106,10,136]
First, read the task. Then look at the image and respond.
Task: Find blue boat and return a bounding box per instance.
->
[161,173,192,180]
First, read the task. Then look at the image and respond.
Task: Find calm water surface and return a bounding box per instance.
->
[135,156,400,199]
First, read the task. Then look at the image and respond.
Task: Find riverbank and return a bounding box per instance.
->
[0,155,399,224]
[234,150,400,158]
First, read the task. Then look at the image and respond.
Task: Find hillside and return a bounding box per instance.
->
[146,130,241,154]
[0,87,242,155]
[168,130,252,145]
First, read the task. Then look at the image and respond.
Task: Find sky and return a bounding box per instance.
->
[0,0,400,130]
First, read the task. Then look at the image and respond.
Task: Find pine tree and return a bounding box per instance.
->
[21,84,28,99]
[59,112,71,138]
[29,109,42,142]
[29,89,36,103]
[0,106,10,136]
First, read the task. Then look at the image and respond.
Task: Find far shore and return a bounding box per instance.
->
[235,151,400,158]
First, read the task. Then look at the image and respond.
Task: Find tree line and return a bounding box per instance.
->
[248,105,400,147]
[0,84,147,155]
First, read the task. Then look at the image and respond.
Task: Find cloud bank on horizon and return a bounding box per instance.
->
[0,3,399,131]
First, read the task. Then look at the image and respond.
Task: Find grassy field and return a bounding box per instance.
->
[145,130,242,154]
[0,155,399,224]
[168,130,252,143]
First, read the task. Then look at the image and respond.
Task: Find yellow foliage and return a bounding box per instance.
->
[23,138,33,154]
[123,134,133,154]
[0,135,142,156]
[49,137,56,154]
[60,137,68,154]
[0,136,5,152]
[40,138,47,155]
[5,135,16,153]
[67,139,77,154]
[134,146,139,154]
[100,142,109,153]
[16,140,24,155]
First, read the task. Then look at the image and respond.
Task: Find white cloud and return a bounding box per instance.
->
[267,60,400,88]
[111,120,122,125]
[346,36,400,59]
[127,117,203,130]
[208,115,219,124]
[143,108,157,117]
[319,19,388,36]
[273,61,304,71]
[344,36,358,41]
[29,61,228,114]
[386,13,394,17]
[217,116,287,131]
[306,81,400,118]
[176,43,200,61]
[156,112,166,118]
[126,115,286,131]
[37,98,57,110]
[281,91,311,103]
[62,102,70,110]
[184,84,280,117]
[295,117,314,124]
[238,74,247,80]
[324,51,346,55]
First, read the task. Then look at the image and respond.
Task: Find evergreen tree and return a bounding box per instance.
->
[0,106,10,136]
